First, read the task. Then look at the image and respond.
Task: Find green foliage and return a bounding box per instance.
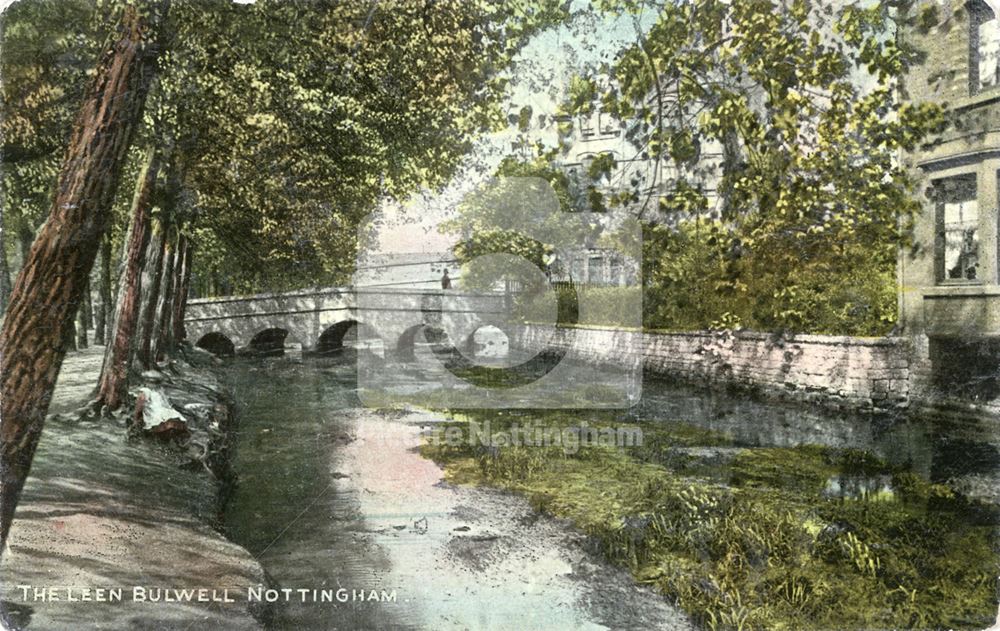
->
[444,155,602,290]
[564,0,946,335]
[0,0,101,253]
[170,0,570,293]
[424,409,1000,631]
[586,152,617,182]
[518,284,642,329]
[639,218,898,335]
[1,0,572,295]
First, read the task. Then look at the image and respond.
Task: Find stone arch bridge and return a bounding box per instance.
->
[184,287,512,358]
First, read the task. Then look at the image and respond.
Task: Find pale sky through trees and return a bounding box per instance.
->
[372,5,642,254]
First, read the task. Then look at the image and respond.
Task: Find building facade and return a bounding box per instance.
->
[551,97,723,287]
[902,0,1000,397]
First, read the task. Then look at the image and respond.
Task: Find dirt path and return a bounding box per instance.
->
[0,348,267,631]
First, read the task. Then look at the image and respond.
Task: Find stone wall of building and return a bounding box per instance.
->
[510,325,911,412]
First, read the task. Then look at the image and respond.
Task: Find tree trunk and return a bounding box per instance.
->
[94,235,112,346]
[96,146,161,409]
[17,226,34,272]
[0,4,162,550]
[75,280,91,349]
[719,128,743,220]
[152,232,176,362]
[0,222,12,314]
[66,321,78,352]
[136,215,167,370]
[82,278,94,332]
[172,236,191,343]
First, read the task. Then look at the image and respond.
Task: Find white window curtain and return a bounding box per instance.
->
[980,14,1000,90]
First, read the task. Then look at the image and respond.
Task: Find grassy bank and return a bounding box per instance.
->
[421,409,998,631]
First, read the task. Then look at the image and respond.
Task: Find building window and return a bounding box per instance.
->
[587,255,605,284]
[608,256,623,286]
[597,110,618,136]
[936,175,979,282]
[970,0,1000,93]
[579,113,595,138]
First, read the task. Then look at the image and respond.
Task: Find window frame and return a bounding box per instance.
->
[970,0,1000,95]
[934,172,982,285]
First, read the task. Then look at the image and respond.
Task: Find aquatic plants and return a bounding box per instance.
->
[422,410,999,630]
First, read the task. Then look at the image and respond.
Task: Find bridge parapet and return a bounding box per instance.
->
[184,286,512,355]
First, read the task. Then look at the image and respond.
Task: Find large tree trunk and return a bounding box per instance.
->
[152,231,176,362]
[0,4,162,550]
[171,236,191,344]
[136,215,167,370]
[94,235,112,346]
[96,146,161,409]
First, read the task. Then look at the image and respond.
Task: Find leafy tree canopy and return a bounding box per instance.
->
[1,0,572,294]
[557,0,945,333]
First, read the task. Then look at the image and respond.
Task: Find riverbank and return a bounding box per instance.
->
[0,346,268,630]
[423,407,1000,631]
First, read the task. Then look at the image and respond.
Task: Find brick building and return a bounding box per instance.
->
[901,0,1000,398]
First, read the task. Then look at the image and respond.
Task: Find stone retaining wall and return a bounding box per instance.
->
[510,325,911,412]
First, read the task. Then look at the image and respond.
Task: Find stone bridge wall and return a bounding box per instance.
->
[184,288,510,353]
[511,325,911,412]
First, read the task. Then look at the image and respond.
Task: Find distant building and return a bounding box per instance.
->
[561,96,723,216]
[549,92,723,287]
[354,252,461,290]
[901,0,1000,398]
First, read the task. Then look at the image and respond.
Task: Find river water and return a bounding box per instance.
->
[219,353,1000,630]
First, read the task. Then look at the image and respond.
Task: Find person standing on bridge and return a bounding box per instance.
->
[441,269,452,289]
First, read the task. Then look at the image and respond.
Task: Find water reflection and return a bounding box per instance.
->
[219,354,1000,630]
[633,376,1000,502]
[822,474,896,502]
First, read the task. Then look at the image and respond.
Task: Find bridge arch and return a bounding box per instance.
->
[317,320,383,356]
[195,332,235,357]
[396,324,450,362]
[465,324,510,360]
[248,327,301,357]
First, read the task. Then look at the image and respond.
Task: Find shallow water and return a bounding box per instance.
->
[222,359,407,629]
[631,376,1000,497]
[220,353,1000,630]
[220,356,696,630]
